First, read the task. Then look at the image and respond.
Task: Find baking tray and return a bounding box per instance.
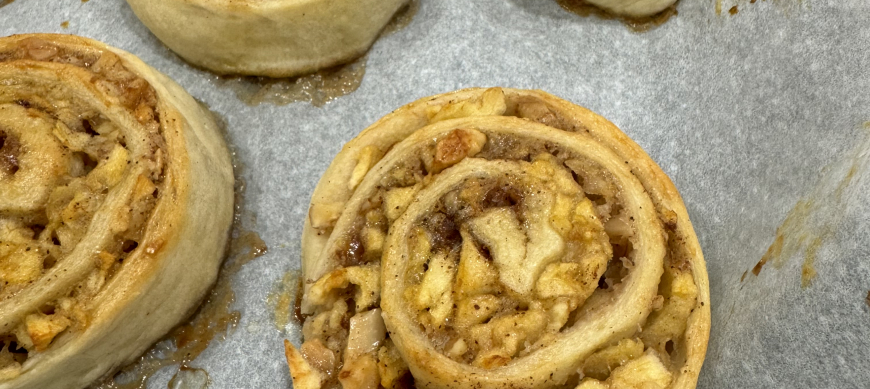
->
[2,0,869,387]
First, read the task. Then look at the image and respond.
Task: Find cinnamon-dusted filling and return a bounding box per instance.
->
[401,153,627,369]
[0,37,167,378]
[0,130,20,176]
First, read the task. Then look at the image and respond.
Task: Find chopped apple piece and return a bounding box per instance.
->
[575,379,609,389]
[427,87,507,122]
[307,264,379,311]
[454,229,500,299]
[345,309,386,360]
[308,201,345,229]
[349,145,383,190]
[414,251,457,324]
[25,312,71,351]
[299,339,337,377]
[338,353,380,389]
[608,351,673,389]
[640,265,699,354]
[284,340,323,389]
[468,207,529,294]
[583,338,645,380]
[455,294,500,328]
[383,186,418,222]
[427,128,487,173]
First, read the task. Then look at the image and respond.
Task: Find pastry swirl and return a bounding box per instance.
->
[290,88,710,389]
[0,34,233,389]
[125,0,410,77]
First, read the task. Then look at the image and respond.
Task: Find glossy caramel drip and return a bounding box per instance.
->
[267,270,302,332]
[215,58,367,107]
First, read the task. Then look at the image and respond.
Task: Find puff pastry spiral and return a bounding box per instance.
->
[0,34,233,389]
[126,0,410,77]
[288,88,710,389]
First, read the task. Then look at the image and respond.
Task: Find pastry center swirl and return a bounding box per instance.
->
[400,156,616,368]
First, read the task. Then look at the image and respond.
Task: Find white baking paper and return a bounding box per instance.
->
[2,0,869,387]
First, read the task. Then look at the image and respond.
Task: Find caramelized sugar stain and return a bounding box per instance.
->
[716,0,806,16]
[215,59,367,108]
[267,269,302,332]
[215,0,418,107]
[90,109,268,389]
[752,234,782,276]
[91,205,267,389]
[749,126,868,288]
[0,0,14,8]
[556,0,678,33]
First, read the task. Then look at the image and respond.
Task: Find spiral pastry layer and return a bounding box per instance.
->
[290,88,709,389]
[126,0,409,77]
[0,34,234,389]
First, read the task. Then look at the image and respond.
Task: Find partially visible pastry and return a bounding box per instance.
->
[125,0,410,77]
[558,0,677,19]
[0,34,234,389]
[287,88,710,388]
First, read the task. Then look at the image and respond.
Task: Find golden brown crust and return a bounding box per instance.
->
[0,34,234,389]
[125,0,409,77]
[296,88,709,389]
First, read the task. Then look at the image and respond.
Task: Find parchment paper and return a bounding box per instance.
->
[2,0,869,387]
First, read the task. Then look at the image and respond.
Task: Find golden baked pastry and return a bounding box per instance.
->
[125,0,410,77]
[560,0,677,18]
[0,34,234,388]
[287,88,710,389]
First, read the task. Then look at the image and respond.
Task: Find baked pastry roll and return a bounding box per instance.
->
[0,34,234,389]
[288,88,710,389]
[125,0,409,77]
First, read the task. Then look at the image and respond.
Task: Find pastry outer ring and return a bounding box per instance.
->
[125,0,409,77]
[0,34,234,389]
[301,87,710,388]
